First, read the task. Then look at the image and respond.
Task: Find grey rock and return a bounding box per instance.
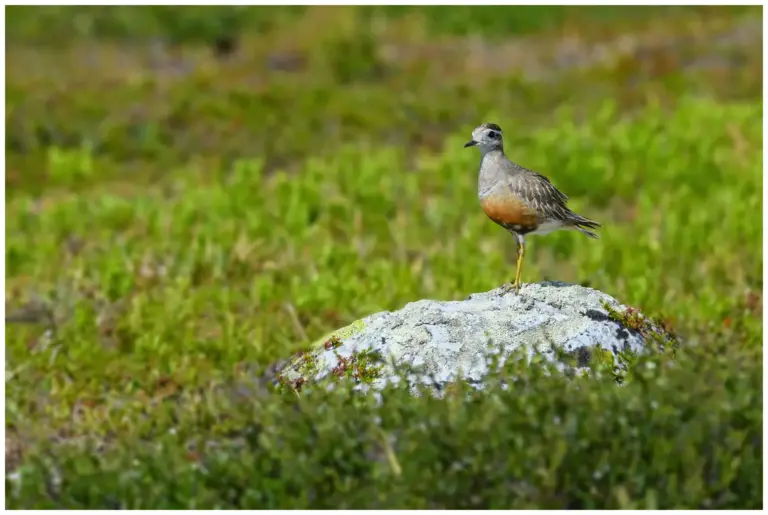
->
[278,282,673,395]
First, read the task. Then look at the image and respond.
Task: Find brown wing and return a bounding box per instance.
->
[507,172,573,223]
[527,172,569,203]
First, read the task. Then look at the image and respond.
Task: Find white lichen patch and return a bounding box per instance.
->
[277,282,677,395]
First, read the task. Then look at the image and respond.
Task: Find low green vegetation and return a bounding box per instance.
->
[5,5,762,509]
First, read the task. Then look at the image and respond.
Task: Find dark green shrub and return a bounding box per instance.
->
[7,346,761,509]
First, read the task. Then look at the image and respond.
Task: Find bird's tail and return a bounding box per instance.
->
[568,213,601,239]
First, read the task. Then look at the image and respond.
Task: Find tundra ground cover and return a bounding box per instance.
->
[5,6,762,508]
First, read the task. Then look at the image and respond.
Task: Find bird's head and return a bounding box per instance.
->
[464,123,504,153]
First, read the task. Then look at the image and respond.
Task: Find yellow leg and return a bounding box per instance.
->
[514,237,525,291]
[501,234,526,295]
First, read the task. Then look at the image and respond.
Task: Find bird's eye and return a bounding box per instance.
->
[489,131,499,139]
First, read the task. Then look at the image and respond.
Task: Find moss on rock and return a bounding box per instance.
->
[308,319,367,350]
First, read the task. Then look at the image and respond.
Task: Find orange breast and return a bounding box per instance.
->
[480,194,539,231]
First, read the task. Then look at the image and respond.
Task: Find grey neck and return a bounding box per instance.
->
[479,143,503,156]
[478,146,508,197]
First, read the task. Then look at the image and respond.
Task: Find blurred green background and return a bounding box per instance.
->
[5,5,763,509]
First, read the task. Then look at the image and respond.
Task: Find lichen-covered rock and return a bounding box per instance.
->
[277,282,676,395]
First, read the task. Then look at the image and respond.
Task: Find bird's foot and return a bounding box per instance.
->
[500,281,522,295]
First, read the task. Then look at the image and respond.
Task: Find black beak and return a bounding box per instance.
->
[464,140,477,148]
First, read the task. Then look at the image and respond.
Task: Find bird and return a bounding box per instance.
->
[464,122,601,293]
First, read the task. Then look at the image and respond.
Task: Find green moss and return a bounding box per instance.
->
[329,349,384,384]
[601,301,679,352]
[275,347,383,395]
[308,319,367,351]
[550,303,679,385]
[323,335,343,351]
[552,342,631,384]
[300,350,319,377]
[598,300,681,384]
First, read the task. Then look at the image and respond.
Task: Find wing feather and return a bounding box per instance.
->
[506,171,571,222]
[496,160,600,232]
